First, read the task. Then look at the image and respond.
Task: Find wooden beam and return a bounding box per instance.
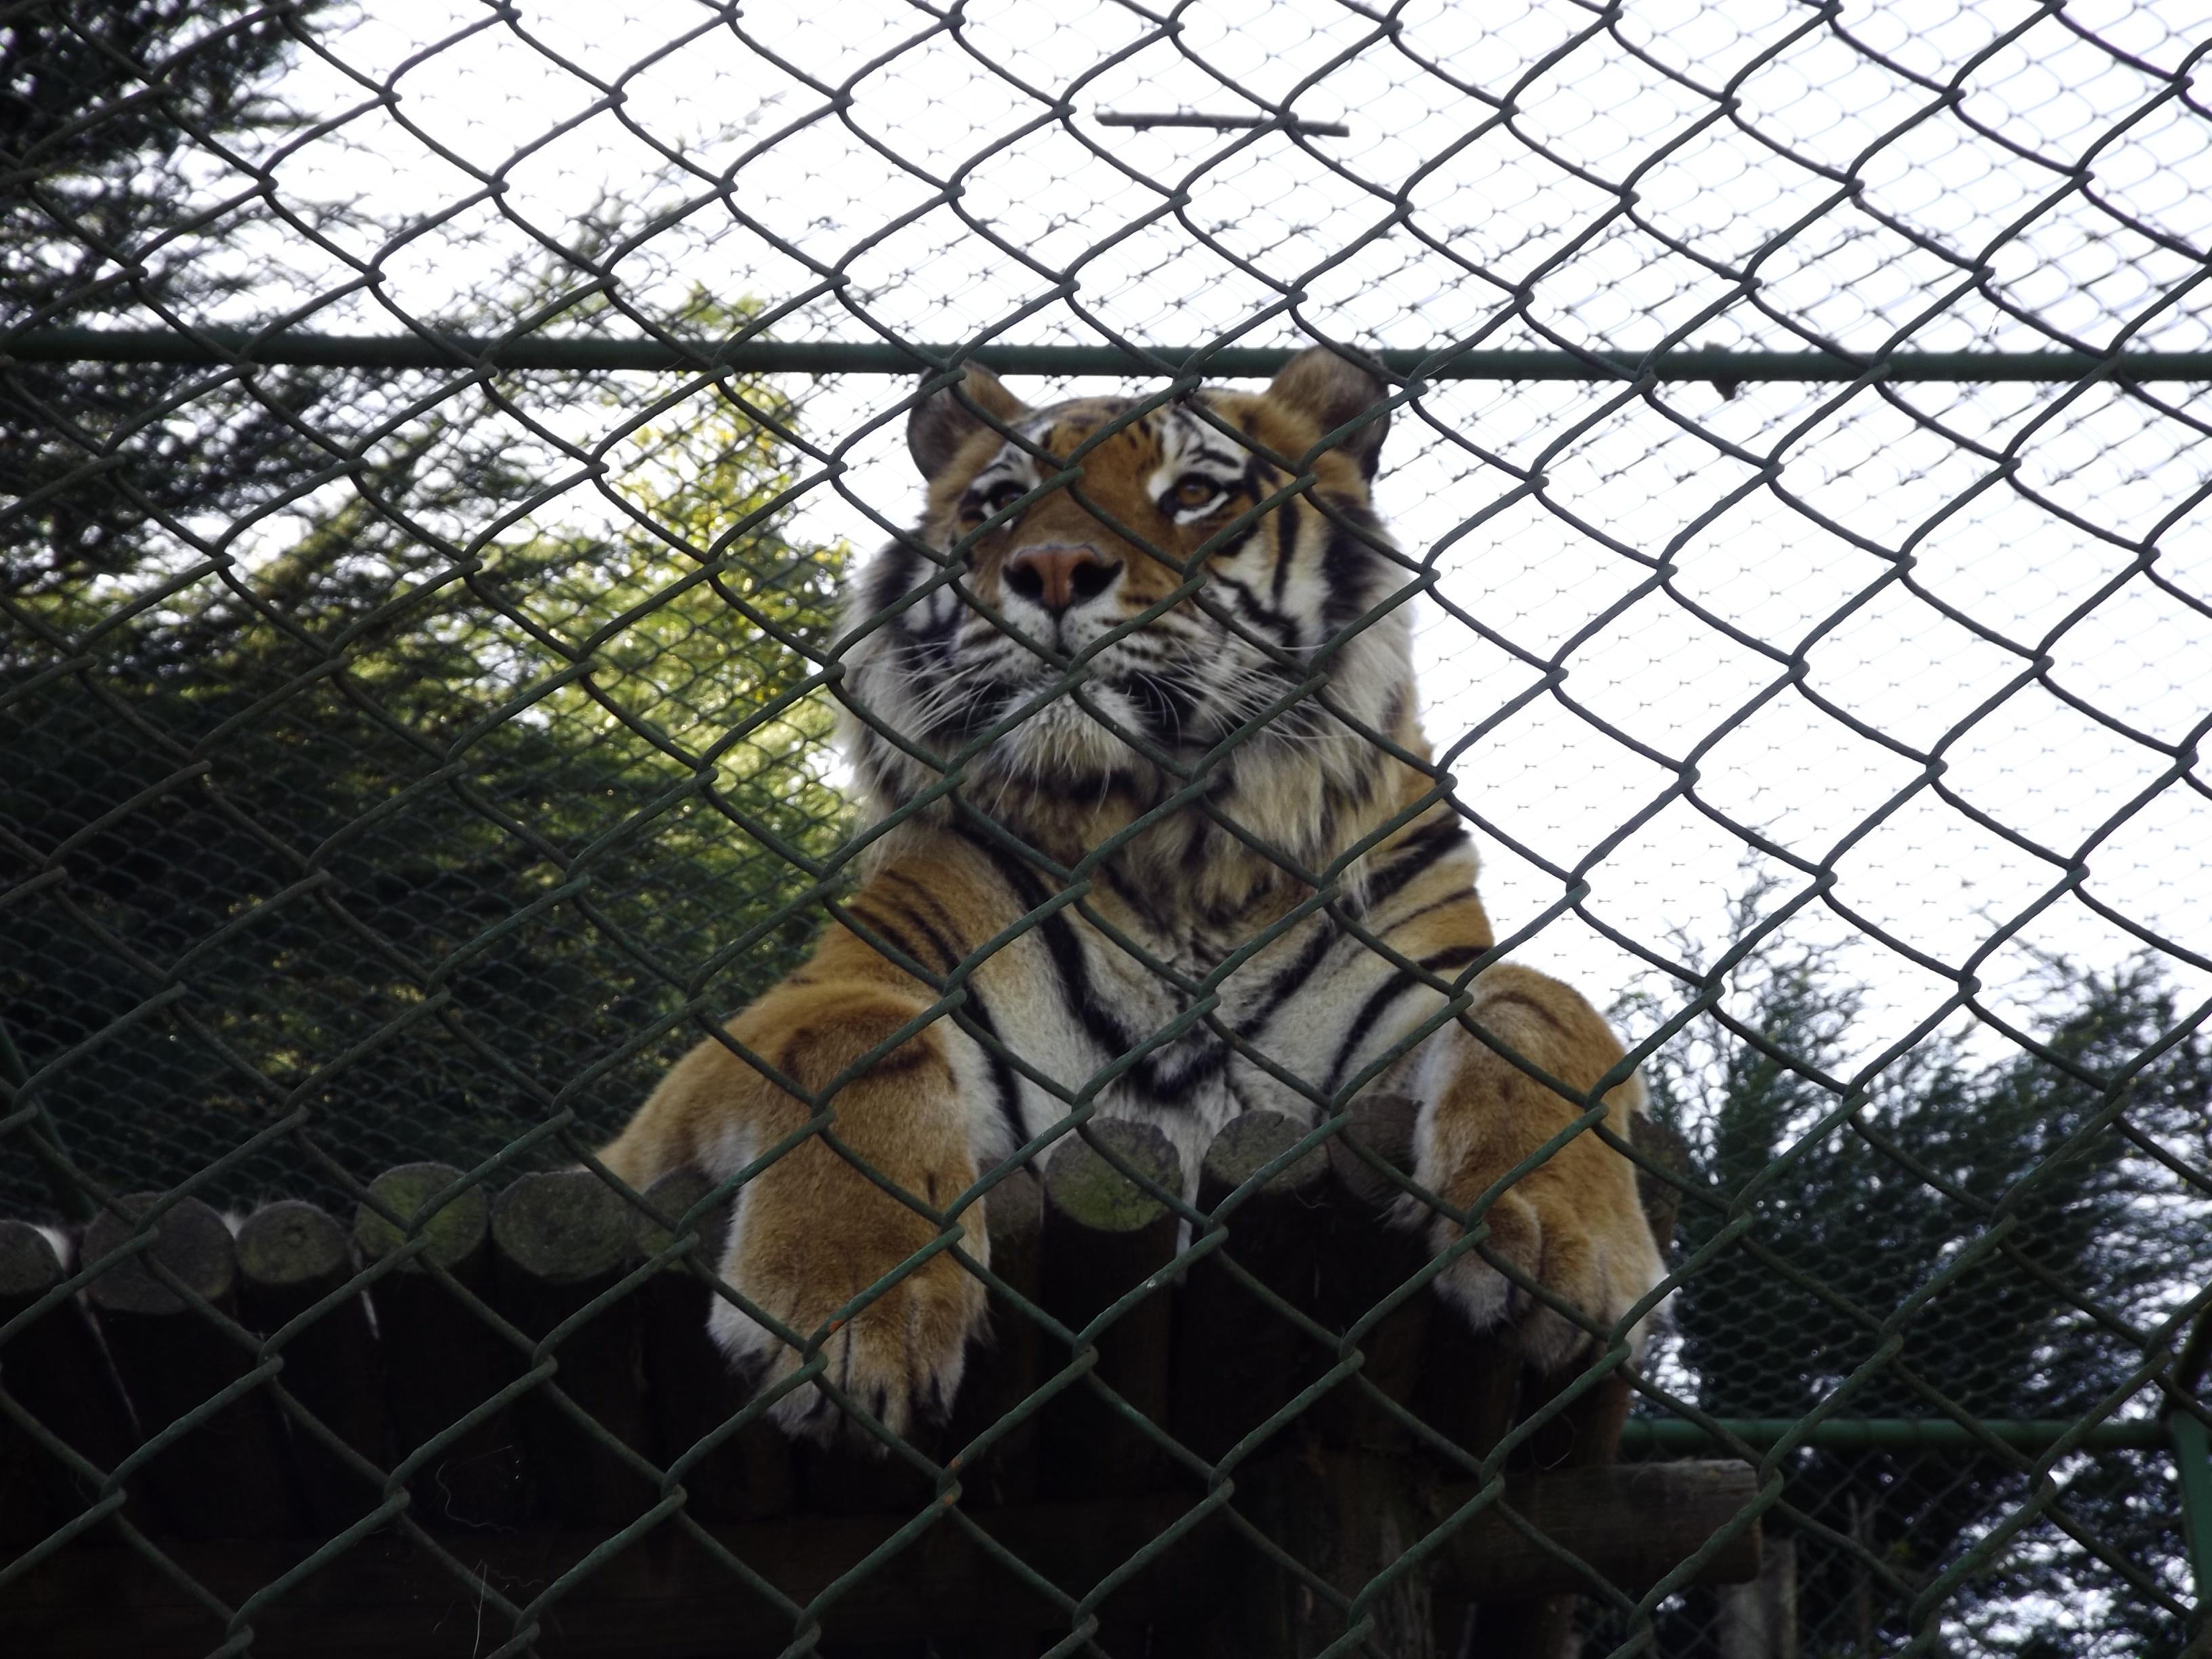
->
[0,1460,1757,1656]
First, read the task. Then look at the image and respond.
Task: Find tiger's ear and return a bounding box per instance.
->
[1264,347,1391,480]
[907,364,1031,478]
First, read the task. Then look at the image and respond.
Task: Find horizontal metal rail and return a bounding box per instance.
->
[1621,1417,2173,1453]
[7,327,2212,382]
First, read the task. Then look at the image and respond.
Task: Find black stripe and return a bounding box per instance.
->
[843,904,945,984]
[1094,857,1174,934]
[1271,491,1300,606]
[1358,817,1471,916]
[864,544,918,621]
[872,880,961,975]
[1321,526,1377,630]
[1322,944,1486,1095]
[854,734,912,808]
[1145,1031,1229,1099]
[1029,764,1149,804]
[1124,672,1197,747]
[951,824,1202,1101]
[1244,917,1347,1036]
[1418,943,1487,974]
[953,826,1136,1057]
[883,869,1028,1153]
[1380,684,1409,732]
[1210,571,1302,647]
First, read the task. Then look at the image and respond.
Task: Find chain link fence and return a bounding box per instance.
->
[3,1,2209,1654]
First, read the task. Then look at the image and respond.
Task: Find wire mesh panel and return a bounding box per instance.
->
[2,1,2208,1656]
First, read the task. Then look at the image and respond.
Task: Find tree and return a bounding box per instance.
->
[1,3,853,1210]
[3,354,850,1210]
[1617,900,2211,1656]
[1,0,348,592]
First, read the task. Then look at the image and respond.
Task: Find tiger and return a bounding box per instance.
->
[599,346,1664,1441]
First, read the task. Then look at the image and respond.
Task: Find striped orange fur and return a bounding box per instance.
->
[600,349,1662,1440]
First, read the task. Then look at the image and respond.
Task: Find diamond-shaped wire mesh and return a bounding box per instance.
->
[2,2,2208,1656]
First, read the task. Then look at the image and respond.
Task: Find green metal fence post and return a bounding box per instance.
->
[2175,1307,2212,1637]
[2172,1412,2212,1626]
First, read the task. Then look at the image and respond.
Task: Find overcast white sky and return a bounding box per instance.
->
[185,0,2212,1078]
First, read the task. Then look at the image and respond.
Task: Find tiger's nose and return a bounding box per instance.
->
[1004,544,1120,614]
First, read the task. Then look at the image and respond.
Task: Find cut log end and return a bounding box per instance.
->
[354,1163,488,1270]
[633,1167,726,1268]
[1042,1121,1182,1234]
[81,1195,236,1314]
[0,1218,64,1303]
[982,1162,1044,1246]
[234,1201,349,1292]
[1200,1109,1328,1197]
[492,1168,637,1285]
[1325,1091,1421,1208]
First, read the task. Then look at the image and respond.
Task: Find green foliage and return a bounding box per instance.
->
[1620,897,2211,1656]
[2,367,850,1208]
[0,9,852,1208]
[1,0,347,588]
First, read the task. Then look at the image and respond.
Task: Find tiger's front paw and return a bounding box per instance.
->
[1404,964,1669,1370]
[1423,1169,1662,1372]
[705,1141,987,1444]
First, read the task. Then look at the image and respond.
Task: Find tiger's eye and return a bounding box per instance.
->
[1170,476,1219,512]
[966,480,1024,520]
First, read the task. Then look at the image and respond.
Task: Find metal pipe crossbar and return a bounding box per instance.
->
[10,327,2212,382]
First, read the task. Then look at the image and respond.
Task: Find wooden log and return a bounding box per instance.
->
[0,1490,1209,1656]
[0,1460,1757,1658]
[1475,1363,1633,1658]
[0,1225,62,1551]
[632,1166,790,1524]
[1324,1088,1421,1210]
[1178,1095,1450,1658]
[1171,1111,1328,1465]
[942,1163,1046,1509]
[1224,1444,1441,1658]
[1416,1290,1523,1654]
[81,1195,300,1538]
[1314,1092,1437,1453]
[234,1200,391,1532]
[354,1163,525,1530]
[1433,1458,1760,1599]
[1466,1102,1667,1656]
[0,1451,1752,1659]
[1037,1120,1183,1502]
[0,1364,62,1554]
[0,1221,140,1548]
[1325,1092,1532,1652]
[1718,1533,1798,1659]
[489,1168,653,1530]
[1170,1096,1421,1658]
[930,1164,1051,1659]
[1,1221,140,1548]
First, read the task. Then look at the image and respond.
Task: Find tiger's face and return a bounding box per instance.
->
[837,348,1424,873]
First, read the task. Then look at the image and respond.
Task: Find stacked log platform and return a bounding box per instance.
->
[0,1107,1753,1657]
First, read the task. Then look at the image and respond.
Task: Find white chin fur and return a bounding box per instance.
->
[990,695,1144,779]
